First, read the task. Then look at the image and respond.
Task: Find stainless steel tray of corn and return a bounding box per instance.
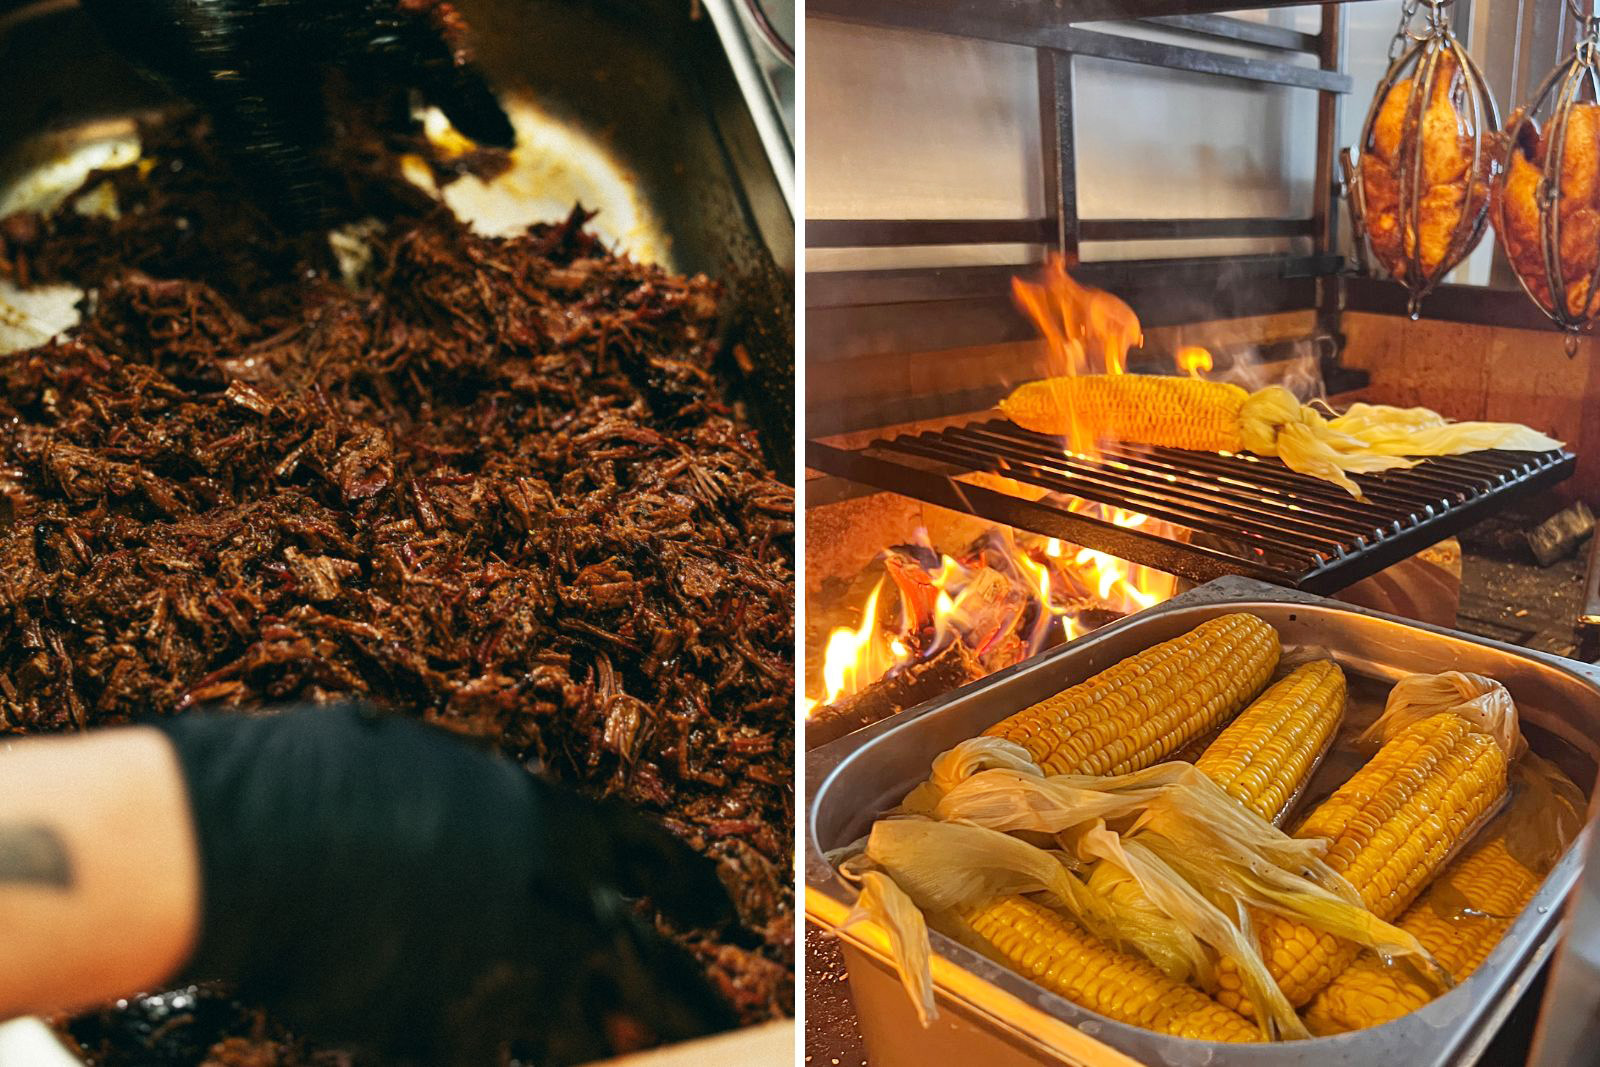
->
[805,576,1600,1067]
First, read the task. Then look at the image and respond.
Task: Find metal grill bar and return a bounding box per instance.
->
[808,0,1354,91]
[1137,15,1320,53]
[807,420,1576,593]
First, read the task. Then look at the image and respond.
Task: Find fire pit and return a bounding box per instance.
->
[805,515,1177,746]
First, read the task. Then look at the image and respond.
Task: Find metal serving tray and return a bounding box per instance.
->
[805,576,1600,1067]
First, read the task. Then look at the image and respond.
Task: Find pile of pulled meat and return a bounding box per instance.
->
[0,115,793,1065]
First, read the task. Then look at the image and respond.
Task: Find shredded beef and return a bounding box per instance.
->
[1,114,794,1065]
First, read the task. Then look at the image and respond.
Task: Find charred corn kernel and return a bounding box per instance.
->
[985,613,1279,776]
[1215,713,1509,1013]
[1195,660,1346,824]
[966,895,1259,1042]
[1303,834,1544,1033]
[1000,375,1250,451]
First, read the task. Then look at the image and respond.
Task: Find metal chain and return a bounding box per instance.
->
[1565,0,1600,59]
[1389,0,1426,59]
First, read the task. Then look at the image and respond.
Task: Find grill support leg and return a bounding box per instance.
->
[1578,530,1600,662]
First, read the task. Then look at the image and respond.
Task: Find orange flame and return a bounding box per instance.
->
[812,579,909,716]
[1012,255,1143,379]
[1012,255,1144,456]
[1176,345,1214,379]
[809,521,1176,710]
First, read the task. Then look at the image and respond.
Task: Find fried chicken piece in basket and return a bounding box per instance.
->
[1492,104,1600,318]
[1359,51,1490,282]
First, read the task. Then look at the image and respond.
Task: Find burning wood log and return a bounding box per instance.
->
[806,640,985,750]
[807,519,1181,746]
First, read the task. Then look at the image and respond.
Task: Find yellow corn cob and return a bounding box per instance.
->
[1215,712,1509,1013]
[999,375,1250,451]
[965,894,1260,1042]
[1195,660,1346,823]
[1302,835,1542,1033]
[985,613,1279,776]
[1079,661,1344,996]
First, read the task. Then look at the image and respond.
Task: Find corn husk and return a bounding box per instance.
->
[845,871,938,1025]
[1328,402,1563,457]
[1130,770,1346,884]
[865,818,1105,922]
[1359,670,1525,759]
[1086,866,1212,984]
[899,736,1044,814]
[932,763,1184,831]
[1238,386,1560,499]
[863,817,1220,998]
[1080,825,1300,1039]
[1131,782,1440,977]
[1133,778,1445,1001]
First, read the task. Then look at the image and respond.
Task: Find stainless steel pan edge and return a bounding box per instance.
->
[805,575,1600,1067]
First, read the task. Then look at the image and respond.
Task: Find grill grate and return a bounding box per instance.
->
[808,418,1576,593]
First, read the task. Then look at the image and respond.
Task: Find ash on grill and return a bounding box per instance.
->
[0,114,794,1063]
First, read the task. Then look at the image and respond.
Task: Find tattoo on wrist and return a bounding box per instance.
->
[0,825,73,888]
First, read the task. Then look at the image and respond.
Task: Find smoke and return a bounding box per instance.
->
[1204,336,1328,402]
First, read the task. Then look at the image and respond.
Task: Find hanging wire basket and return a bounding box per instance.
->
[1342,0,1499,317]
[1491,0,1600,344]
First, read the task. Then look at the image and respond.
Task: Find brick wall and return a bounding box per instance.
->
[1338,312,1596,501]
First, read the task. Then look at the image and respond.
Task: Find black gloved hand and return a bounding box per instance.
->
[76,0,515,228]
[154,705,735,1067]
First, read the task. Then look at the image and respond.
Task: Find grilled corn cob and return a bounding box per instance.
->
[965,894,1260,1042]
[985,613,1279,776]
[1000,375,1250,452]
[998,371,1563,500]
[1196,660,1346,823]
[1215,712,1509,1013]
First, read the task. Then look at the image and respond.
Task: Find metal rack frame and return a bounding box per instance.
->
[807,0,1362,439]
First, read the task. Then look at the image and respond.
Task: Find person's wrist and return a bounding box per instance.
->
[0,728,200,1016]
